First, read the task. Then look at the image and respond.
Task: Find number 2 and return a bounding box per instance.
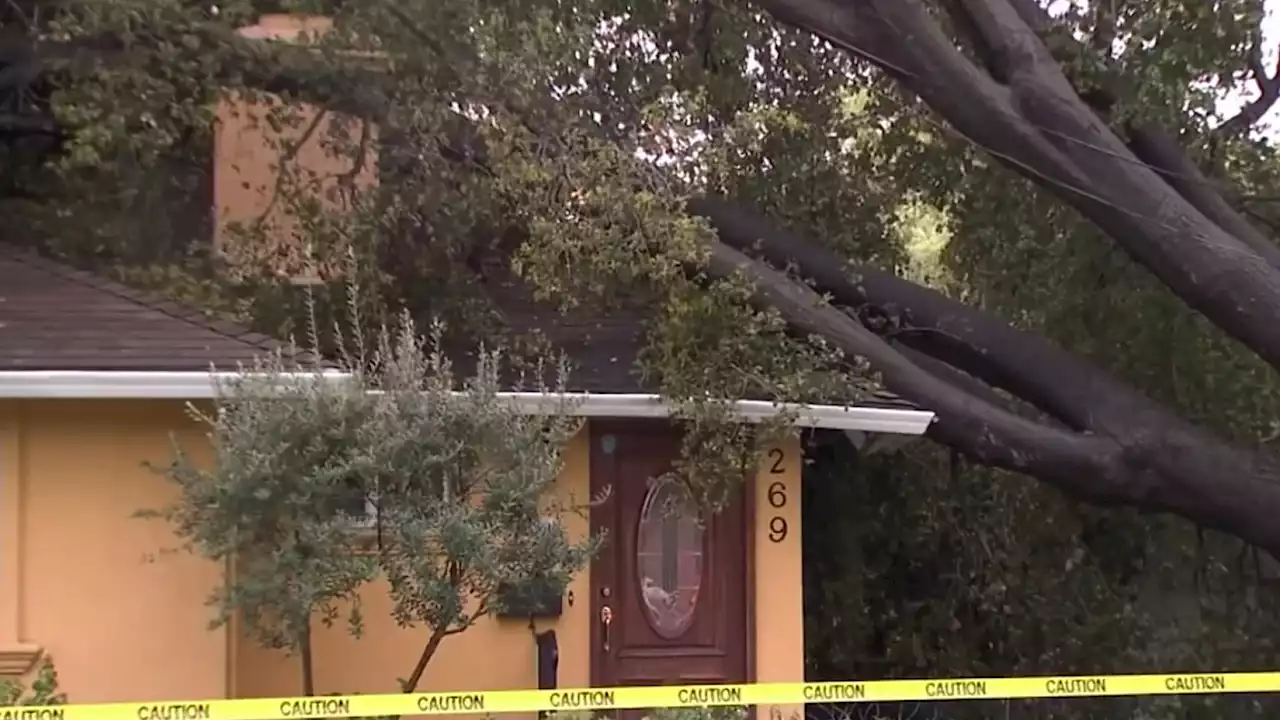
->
[768,448,785,474]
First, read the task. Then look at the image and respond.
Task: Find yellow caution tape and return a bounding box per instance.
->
[3,672,1275,720]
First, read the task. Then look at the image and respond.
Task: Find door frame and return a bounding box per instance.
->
[587,418,758,688]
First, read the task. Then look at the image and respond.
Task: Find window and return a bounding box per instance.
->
[635,476,703,638]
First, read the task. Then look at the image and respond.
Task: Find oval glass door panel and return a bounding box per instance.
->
[635,476,704,638]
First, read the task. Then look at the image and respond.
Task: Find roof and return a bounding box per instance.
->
[480,262,920,410]
[0,244,311,372]
[477,261,651,394]
[0,243,931,432]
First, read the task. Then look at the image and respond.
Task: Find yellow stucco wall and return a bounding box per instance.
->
[755,436,805,720]
[0,399,803,710]
[0,400,227,702]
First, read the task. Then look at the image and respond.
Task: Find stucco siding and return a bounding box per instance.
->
[0,399,804,713]
[2,400,227,702]
[754,435,805,719]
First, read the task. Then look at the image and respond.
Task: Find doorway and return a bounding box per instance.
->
[588,421,753,703]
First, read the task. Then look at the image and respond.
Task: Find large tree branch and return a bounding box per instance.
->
[1125,127,1280,270]
[756,0,1280,376]
[688,196,1138,432]
[704,241,1128,484]
[695,194,1280,545]
[886,340,1052,425]
[999,0,1280,270]
[704,219,1280,558]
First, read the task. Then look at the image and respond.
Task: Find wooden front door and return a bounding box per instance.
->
[589,421,751,703]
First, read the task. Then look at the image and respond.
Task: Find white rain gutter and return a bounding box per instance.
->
[0,371,935,435]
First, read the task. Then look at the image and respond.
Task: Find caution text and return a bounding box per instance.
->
[804,684,866,701]
[549,691,615,709]
[1164,676,1226,693]
[1046,678,1107,695]
[137,704,210,720]
[416,695,484,713]
[279,699,350,717]
[924,681,987,698]
[0,710,64,720]
[677,688,742,705]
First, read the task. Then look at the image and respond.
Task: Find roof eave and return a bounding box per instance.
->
[0,371,936,435]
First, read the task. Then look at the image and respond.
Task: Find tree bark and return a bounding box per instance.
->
[692,196,1280,559]
[755,0,1280,375]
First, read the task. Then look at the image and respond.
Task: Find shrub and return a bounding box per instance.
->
[0,659,67,706]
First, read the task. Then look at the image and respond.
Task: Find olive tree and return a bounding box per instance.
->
[146,312,595,695]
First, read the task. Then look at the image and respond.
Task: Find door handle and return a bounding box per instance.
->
[600,605,613,652]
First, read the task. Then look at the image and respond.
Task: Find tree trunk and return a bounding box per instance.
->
[703,237,1280,559]
[299,620,316,697]
[755,0,1280,374]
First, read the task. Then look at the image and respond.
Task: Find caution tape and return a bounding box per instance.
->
[4,672,1278,720]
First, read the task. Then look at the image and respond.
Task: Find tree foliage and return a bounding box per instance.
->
[0,660,66,708]
[145,308,595,694]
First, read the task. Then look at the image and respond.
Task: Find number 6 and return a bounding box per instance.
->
[767,481,786,509]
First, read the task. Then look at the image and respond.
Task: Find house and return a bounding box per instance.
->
[0,13,936,718]
[0,243,932,716]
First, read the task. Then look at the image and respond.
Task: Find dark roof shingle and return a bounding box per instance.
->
[0,244,921,411]
[479,263,654,393]
[0,245,304,372]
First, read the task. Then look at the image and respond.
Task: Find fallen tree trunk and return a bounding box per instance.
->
[755,0,1280,374]
[692,197,1280,559]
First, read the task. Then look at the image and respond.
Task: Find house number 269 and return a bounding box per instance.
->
[767,448,788,543]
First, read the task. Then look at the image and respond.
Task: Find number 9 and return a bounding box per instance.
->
[768,516,788,543]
